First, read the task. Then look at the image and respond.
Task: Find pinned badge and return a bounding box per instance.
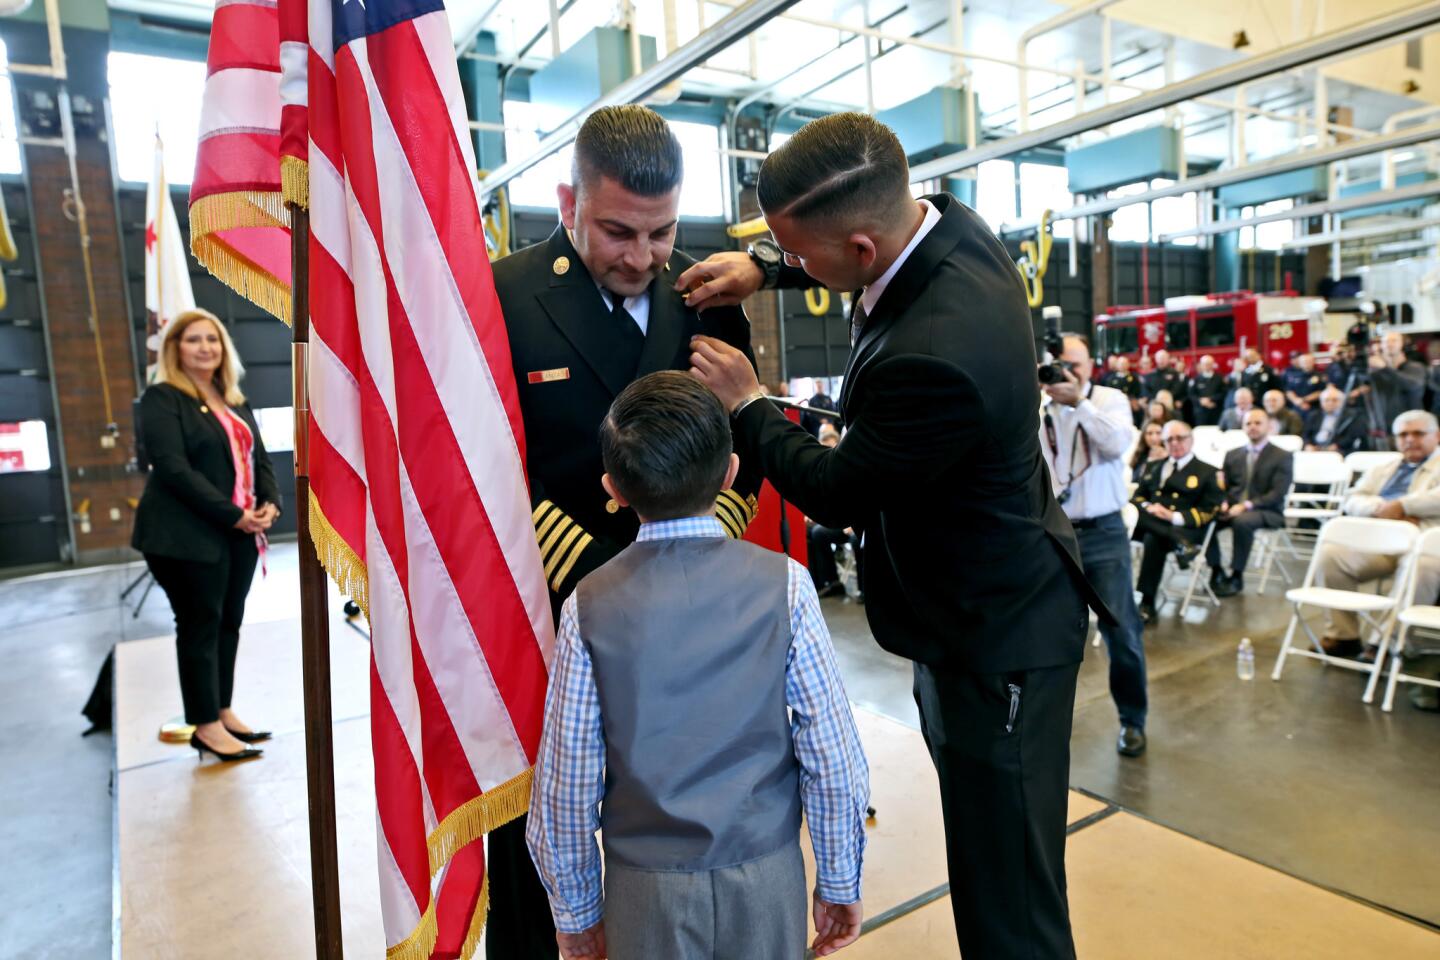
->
[605,498,620,514]
[553,256,571,276]
[527,367,571,384]
[1186,475,1199,489]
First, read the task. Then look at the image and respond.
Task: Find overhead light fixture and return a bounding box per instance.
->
[1233,30,1250,50]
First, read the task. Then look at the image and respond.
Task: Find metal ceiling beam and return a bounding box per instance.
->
[1281,215,1440,250]
[1157,180,1440,241]
[477,0,800,198]
[909,1,1440,184]
[1005,121,1440,229]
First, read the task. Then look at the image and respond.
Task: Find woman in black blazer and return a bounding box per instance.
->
[133,309,281,762]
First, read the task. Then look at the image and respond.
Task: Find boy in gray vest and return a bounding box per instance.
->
[526,371,870,960]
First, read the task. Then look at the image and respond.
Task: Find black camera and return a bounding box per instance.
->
[1038,328,1072,385]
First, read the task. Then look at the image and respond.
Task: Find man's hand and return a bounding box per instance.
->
[812,895,862,956]
[690,335,762,412]
[1226,502,1248,518]
[556,923,606,960]
[1368,353,1387,371]
[1146,504,1175,522]
[1042,368,1083,407]
[674,252,765,311]
[1376,500,1407,521]
[1200,397,1216,408]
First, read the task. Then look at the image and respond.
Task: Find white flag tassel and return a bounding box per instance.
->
[144,134,196,374]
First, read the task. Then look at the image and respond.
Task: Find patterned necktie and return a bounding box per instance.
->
[849,294,868,345]
[1380,461,1421,501]
[1242,449,1257,500]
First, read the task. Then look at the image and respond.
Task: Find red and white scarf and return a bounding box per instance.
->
[213,405,267,575]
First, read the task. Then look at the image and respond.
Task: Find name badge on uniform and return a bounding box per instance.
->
[1187,475,1199,489]
[527,367,570,384]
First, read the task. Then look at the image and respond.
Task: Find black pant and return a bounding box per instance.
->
[1131,512,1205,605]
[486,815,559,960]
[1205,508,1283,577]
[807,523,859,588]
[914,659,1081,959]
[144,536,259,725]
[1074,514,1148,730]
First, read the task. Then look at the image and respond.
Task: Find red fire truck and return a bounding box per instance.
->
[1094,291,1328,373]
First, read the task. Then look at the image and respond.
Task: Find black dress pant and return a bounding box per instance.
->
[914,659,1081,960]
[1131,511,1205,605]
[486,815,559,960]
[144,535,259,725]
[1205,509,1283,577]
[807,523,854,588]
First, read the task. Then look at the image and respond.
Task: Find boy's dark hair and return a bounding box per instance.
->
[573,105,684,197]
[757,112,911,228]
[599,372,732,520]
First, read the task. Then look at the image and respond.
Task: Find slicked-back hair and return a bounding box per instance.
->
[599,372,732,520]
[573,105,684,197]
[757,112,912,227]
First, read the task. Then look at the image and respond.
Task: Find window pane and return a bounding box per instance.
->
[1018,162,1073,239]
[1151,182,1198,247]
[0,40,20,175]
[109,52,207,184]
[1253,198,1294,250]
[253,406,295,453]
[0,420,51,473]
[668,120,723,218]
[1196,311,1235,347]
[974,159,1015,231]
[1107,181,1150,243]
[1166,318,1192,350]
[1105,323,1138,354]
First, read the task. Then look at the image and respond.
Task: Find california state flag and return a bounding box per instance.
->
[144,134,195,375]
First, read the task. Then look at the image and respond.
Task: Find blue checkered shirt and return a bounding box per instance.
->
[525,515,870,933]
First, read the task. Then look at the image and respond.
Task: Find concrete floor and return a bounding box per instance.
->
[3,542,1439,957]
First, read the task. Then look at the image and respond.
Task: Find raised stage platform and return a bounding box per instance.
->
[114,621,1440,958]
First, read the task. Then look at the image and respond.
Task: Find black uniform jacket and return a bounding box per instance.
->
[1219,443,1293,513]
[735,193,1104,674]
[1302,407,1368,454]
[1131,456,1224,529]
[493,226,762,615]
[132,382,281,563]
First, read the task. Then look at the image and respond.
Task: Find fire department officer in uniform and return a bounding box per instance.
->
[485,104,762,960]
[1131,421,1224,623]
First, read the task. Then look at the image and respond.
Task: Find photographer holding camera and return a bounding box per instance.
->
[1040,333,1150,758]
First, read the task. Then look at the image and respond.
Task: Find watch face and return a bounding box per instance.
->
[751,239,782,265]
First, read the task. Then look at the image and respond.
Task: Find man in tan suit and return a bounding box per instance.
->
[1316,410,1440,658]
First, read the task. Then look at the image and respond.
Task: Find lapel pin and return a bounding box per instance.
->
[553,256,570,276]
[605,498,620,514]
[200,405,209,413]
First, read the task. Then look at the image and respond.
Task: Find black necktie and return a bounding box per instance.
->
[605,290,645,376]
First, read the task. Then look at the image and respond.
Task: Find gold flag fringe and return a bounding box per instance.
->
[307,489,371,620]
[428,768,532,875]
[281,155,310,211]
[188,190,293,324]
[460,873,490,960]
[386,896,439,960]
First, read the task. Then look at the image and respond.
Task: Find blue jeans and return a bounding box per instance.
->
[1074,512,1148,730]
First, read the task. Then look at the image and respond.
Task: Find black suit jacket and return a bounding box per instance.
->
[1130,456,1223,529]
[1302,407,1368,453]
[734,194,1101,673]
[131,382,281,563]
[1219,443,1292,513]
[494,227,762,615]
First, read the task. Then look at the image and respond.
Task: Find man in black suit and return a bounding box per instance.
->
[1189,354,1226,426]
[687,113,1102,960]
[1131,421,1224,623]
[1241,347,1277,397]
[486,105,762,960]
[800,377,839,436]
[1304,385,1368,453]
[1207,408,1294,597]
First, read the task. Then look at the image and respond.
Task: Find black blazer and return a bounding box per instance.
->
[1303,407,1368,453]
[493,226,762,614]
[1219,443,1292,514]
[1130,456,1224,529]
[132,382,280,563]
[735,193,1102,674]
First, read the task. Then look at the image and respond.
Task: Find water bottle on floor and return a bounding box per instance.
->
[1237,637,1255,681]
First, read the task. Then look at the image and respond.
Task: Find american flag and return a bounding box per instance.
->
[191,0,555,956]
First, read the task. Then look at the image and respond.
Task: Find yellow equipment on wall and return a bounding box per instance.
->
[0,186,18,309]
[1016,209,1053,309]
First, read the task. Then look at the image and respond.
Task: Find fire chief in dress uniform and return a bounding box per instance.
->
[1130,420,1224,623]
[485,105,762,960]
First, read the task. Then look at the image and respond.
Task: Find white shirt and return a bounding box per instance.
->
[1040,381,1137,521]
[596,284,651,336]
[860,200,941,316]
[1160,452,1196,526]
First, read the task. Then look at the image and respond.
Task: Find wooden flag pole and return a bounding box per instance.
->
[289,203,345,959]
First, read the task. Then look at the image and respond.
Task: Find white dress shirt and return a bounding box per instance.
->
[1040,381,1137,521]
[859,200,941,316]
[1159,452,1196,526]
[596,284,651,336]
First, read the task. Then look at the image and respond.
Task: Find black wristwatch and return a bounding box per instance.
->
[747,238,782,289]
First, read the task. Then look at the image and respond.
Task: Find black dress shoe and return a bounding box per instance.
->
[1117,725,1147,758]
[1138,602,1158,625]
[225,727,272,744]
[1212,576,1240,598]
[1320,636,1362,658]
[1173,542,1200,570]
[190,734,262,762]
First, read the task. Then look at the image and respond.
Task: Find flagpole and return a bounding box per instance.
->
[289,202,345,960]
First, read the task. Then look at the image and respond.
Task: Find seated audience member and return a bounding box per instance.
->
[807,424,862,599]
[1304,386,1369,453]
[1262,389,1303,435]
[1145,400,1173,426]
[1130,420,1168,482]
[1314,410,1440,661]
[1130,421,1224,623]
[527,372,870,960]
[1189,354,1226,427]
[1219,388,1255,430]
[1283,353,1325,412]
[1208,409,1294,597]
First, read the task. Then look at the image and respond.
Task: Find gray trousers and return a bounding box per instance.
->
[603,842,807,960]
[1315,545,1440,638]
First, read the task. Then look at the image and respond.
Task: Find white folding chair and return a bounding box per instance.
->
[1383,527,1440,712]
[1270,434,1303,452]
[1216,430,1249,454]
[1194,444,1225,468]
[1192,425,1222,448]
[1344,450,1401,482]
[1277,452,1351,562]
[1159,521,1221,617]
[1271,517,1419,702]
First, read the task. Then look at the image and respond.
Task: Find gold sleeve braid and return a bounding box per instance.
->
[714,489,758,539]
[533,500,593,592]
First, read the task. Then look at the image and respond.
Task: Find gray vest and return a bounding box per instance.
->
[576,534,800,871]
